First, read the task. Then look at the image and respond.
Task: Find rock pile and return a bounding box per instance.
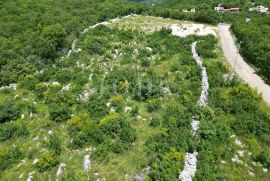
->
[191,42,209,106]
[56,163,66,181]
[0,83,17,91]
[179,42,209,181]
[179,152,198,181]
[83,155,91,172]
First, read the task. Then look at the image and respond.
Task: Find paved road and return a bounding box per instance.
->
[218,23,270,106]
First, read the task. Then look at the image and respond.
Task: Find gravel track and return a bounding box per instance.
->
[218,23,270,106]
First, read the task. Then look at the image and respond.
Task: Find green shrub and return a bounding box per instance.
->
[130,105,139,117]
[111,95,125,112]
[148,149,184,181]
[69,132,88,149]
[133,78,163,101]
[67,113,88,134]
[86,37,105,55]
[36,151,59,172]
[85,94,109,121]
[120,127,136,143]
[38,24,66,60]
[0,146,22,171]
[55,69,73,84]
[110,141,128,154]
[49,104,71,122]
[0,101,21,123]
[256,150,270,169]
[147,99,161,112]
[20,75,39,90]
[141,59,151,67]
[149,116,162,127]
[47,135,62,155]
[0,122,28,141]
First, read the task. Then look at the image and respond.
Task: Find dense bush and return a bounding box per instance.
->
[133,78,163,101]
[256,150,270,169]
[147,98,161,112]
[0,122,28,141]
[196,35,218,58]
[0,146,22,171]
[0,101,21,123]
[106,67,138,94]
[35,83,47,99]
[84,93,109,121]
[110,95,125,112]
[149,116,162,127]
[100,113,136,142]
[47,135,62,155]
[36,151,59,172]
[149,149,184,180]
[20,75,39,90]
[68,112,136,158]
[49,104,71,122]
[67,113,88,135]
[37,24,66,60]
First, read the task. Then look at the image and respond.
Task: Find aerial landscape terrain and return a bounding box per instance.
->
[0,0,270,180]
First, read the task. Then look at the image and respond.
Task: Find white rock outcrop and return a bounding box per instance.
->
[0,83,17,91]
[191,42,209,106]
[56,163,66,181]
[179,152,198,181]
[171,24,216,38]
[83,155,91,172]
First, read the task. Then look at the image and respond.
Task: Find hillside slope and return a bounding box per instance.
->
[0,15,269,181]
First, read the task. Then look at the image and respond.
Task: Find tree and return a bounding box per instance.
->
[38,24,66,60]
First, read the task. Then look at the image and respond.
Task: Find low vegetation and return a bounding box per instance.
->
[0,1,270,180]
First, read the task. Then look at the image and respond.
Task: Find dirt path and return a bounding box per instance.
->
[218,23,270,106]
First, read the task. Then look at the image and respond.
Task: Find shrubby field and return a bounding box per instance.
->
[0,0,270,181]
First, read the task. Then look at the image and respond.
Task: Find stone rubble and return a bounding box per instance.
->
[179,42,209,181]
[231,154,243,164]
[191,119,200,133]
[179,152,198,181]
[56,163,66,181]
[220,160,227,164]
[134,166,152,181]
[27,171,35,181]
[235,138,245,148]
[83,155,91,172]
[0,83,17,91]
[79,89,95,101]
[19,173,24,179]
[191,42,209,106]
[171,24,217,38]
[48,130,53,135]
[124,106,132,112]
[237,150,245,157]
[27,175,33,181]
[61,84,71,92]
[32,158,39,164]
